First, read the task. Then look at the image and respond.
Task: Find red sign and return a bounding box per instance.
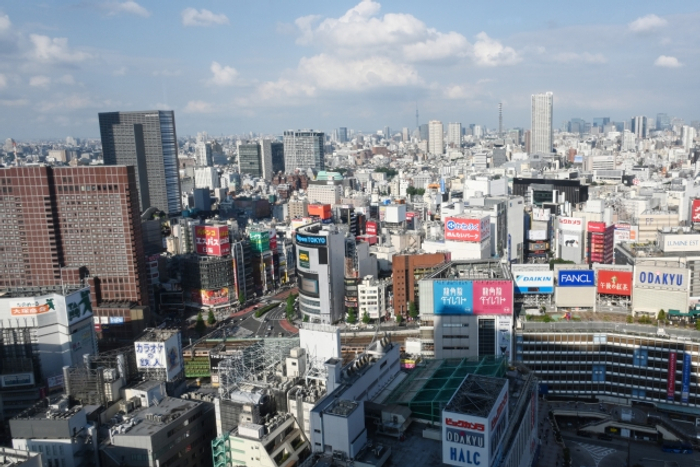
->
[473,280,513,315]
[444,216,490,242]
[366,221,378,235]
[195,225,230,256]
[490,392,508,430]
[191,288,229,306]
[692,200,700,223]
[597,270,631,296]
[588,221,606,233]
[445,417,485,432]
[668,352,677,401]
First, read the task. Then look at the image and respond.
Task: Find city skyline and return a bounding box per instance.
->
[0,1,698,139]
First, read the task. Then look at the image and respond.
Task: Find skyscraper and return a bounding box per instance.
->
[194,141,213,167]
[656,113,671,131]
[0,166,150,345]
[428,120,444,155]
[338,127,348,143]
[447,122,462,148]
[99,110,182,215]
[530,92,554,155]
[283,130,325,172]
[632,116,648,139]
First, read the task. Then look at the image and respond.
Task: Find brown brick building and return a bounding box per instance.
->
[0,166,150,346]
[392,253,448,316]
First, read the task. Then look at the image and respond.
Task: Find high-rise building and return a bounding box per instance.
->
[632,116,648,139]
[0,166,150,346]
[338,127,348,143]
[447,122,462,148]
[194,167,219,190]
[682,125,696,151]
[99,110,182,215]
[428,120,444,155]
[656,113,671,131]
[419,124,429,141]
[237,143,265,178]
[268,140,285,175]
[194,141,213,167]
[383,126,391,140]
[593,117,610,128]
[530,92,554,155]
[283,130,324,172]
[401,127,409,142]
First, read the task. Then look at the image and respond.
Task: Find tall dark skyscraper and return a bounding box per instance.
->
[338,127,348,143]
[0,166,150,345]
[99,110,182,215]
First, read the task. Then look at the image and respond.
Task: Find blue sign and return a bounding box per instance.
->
[557,270,594,287]
[682,353,691,403]
[434,280,473,315]
[295,233,327,246]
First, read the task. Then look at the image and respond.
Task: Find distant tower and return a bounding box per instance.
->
[531,92,554,155]
[415,104,419,130]
[498,103,503,136]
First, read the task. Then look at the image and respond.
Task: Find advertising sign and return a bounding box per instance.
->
[194,225,230,256]
[135,341,166,369]
[165,332,183,381]
[588,221,606,233]
[109,316,125,324]
[443,413,488,467]
[444,216,490,242]
[298,250,310,269]
[300,277,319,295]
[47,374,64,390]
[682,353,691,403]
[634,266,687,291]
[532,208,550,222]
[295,233,327,246]
[191,288,229,306]
[434,280,474,315]
[496,316,512,359]
[366,221,378,235]
[561,234,580,248]
[473,281,513,315]
[514,273,554,294]
[597,270,632,296]
[558,217,583,232]
[558,270,595,287]
[614,224,636,243]
[692,199,700,223]
[662,234,700,253]
[668,352,677,401]
[5,288,93,327]
[1,373,34,387]
[528,230,547,241]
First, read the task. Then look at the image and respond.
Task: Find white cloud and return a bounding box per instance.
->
[102,1,150,18]
[37,94,98,113]
[0,14,10,32]
[57,74,76,85]
[629,14,667,34]
[552,52,607,64]
[183,100,216,113]
[181,8,229,27]
[403,31,470,62]
[208,61,239,86]
[0,73,6,88]
[654,55,682,68]
[28,34,91,63]
[472,32,520,67]
[29,75,51,88]
[444,84,477,100]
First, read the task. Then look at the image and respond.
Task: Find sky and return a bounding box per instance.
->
[0,0,699,140]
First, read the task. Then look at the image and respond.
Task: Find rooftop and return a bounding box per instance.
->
[110,397,201,438]
[423,260,511,281]
[324,399,359,418]
[444,374,506,418]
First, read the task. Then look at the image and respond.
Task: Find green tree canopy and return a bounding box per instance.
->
[207,310,216,325]
[347,308,357,324]
[362,312,371,324]
[408,301,418,320]
[195,311,206,335]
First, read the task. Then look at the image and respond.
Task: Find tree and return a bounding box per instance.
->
[396,315,403,324]
[362,312,371,324]
[408,301,418,320]
[207,310,216,325]
[347,308,357,324]
[303,315,309,323]
[286,294,295,316]
[238,293,246,306]
[626,315,634,324]
[195,311,206,335]
[657,309,666,321]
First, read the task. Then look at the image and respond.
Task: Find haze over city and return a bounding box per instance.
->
[0,0,699,139]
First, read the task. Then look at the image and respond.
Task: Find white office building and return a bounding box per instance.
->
[428,120,444,155]
[530,92,553,155]
[357,276,387,320]
[447,122,462,148]
[194,167,219,190]
[194,142,212,167]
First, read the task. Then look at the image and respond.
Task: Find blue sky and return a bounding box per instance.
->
[0,0,698,140]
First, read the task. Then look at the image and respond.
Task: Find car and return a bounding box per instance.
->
[597,434,613,441]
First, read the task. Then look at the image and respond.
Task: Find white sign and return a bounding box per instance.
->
[532,208,551,222]
[496,316,512,360]
[662,234,700,253]
[558,217,583,232]
[528,230,547,241]
[135,341,167,369]
[634,265,688,292]
[561,234,580,248]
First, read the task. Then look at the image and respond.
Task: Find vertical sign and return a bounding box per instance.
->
[682,353,691,403]
[667,353,677,401]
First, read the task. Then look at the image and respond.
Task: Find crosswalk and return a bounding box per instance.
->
[576,442,617,467]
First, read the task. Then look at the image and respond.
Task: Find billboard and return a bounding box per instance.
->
[614,224,636,243]
[434,280,474,315]
[532,208,550,222]
[135,341,166,369]
[588,221,606,233]
[194,225,230,256]
[496,316,512,359]
[473,281,513,315]
[558,217,583,232]
[3,287,93,327]
[191,288,229,306]
[528,230,547,241]
[514,273,553,294]
[662,234,700,253]
[443,413,487,467]
[561,234,580,248]
[634,266,687,291]
[295,232,327,247]
[558,270,595,287]
[597,270,632,296]
[366,221,378,235]
[692,199,700,223]
[668,352,677,401]
[444,216,490,242]
[298,250,310,269]
[682,353,691,403]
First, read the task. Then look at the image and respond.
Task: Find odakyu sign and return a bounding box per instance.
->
[634,266,688,291]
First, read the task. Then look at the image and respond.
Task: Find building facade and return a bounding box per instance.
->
[99,110,182,215]
[283,130,324,172]
[530,92,553,155]
[392,253,448,317]
[428,120,444,155]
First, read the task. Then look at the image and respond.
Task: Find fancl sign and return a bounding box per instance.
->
[557,270,594,287]
[635,266,688,291]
